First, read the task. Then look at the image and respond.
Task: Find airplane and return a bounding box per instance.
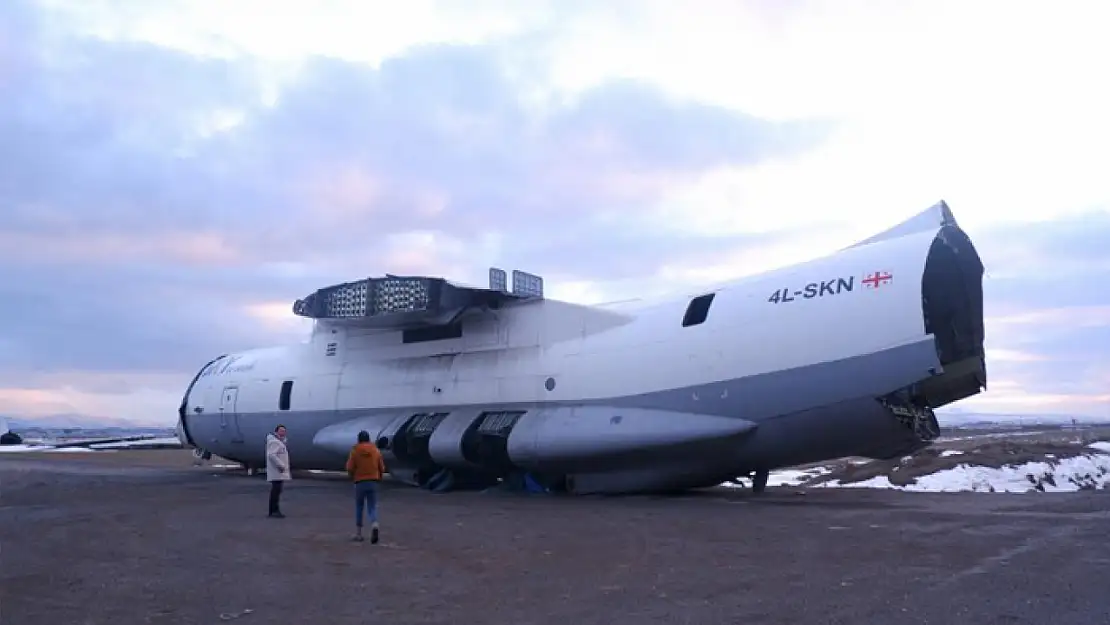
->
[174,200,986,495]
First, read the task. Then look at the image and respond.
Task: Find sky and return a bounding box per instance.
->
[1,0,1108,426]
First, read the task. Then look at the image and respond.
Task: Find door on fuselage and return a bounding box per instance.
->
[218,386,244,444]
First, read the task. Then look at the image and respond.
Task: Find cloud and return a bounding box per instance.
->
[967,214,1110,416]
[986,233,1109,409]
[1,0,1107,425]
[0,0,828,423]
[977,213,1110,358]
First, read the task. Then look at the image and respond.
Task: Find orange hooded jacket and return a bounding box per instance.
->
[345,442,386,482]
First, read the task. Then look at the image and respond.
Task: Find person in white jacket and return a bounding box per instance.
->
[266,425,291,518]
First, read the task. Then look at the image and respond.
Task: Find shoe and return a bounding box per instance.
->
[370,526,379,544]
[353,534,365,542]
[269,512,285,519]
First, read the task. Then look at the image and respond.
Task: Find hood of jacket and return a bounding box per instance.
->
[351,442,377,456]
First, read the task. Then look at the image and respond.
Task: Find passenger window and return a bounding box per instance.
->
[279,380,293,411]
[682,293,715,327]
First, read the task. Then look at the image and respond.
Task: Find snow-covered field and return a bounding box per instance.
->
[755,442,1110,493]
[0,437,182,453]
[0,444,98,453]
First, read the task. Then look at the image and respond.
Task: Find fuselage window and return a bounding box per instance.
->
[682,293,716,327]
[279,380,294,411]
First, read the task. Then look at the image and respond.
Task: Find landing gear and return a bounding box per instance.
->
[725,469,770,493]
[751,469,769,494]
[192,448,212,466]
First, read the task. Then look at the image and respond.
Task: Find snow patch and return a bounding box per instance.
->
[0,445,97,453]
[816,453,1110,492]
[0,436,181,453]
[767,468,830,486]
[721,467,831,489]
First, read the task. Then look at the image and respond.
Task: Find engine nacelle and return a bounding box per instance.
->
[314,406,756,481]
[391,406,755,474]
[505,406,756,473]
[313,412,413,458]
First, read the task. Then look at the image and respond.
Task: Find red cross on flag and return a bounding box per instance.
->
[862,271,893,289]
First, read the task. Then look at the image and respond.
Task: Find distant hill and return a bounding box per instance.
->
[2,413,162,430]
[937,411,1110,428]
[1,413,174,441]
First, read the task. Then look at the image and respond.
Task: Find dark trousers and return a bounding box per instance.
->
[354,480,378,527]
[268,480,284,515]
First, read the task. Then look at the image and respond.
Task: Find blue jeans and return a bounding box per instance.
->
[354,480,379,528]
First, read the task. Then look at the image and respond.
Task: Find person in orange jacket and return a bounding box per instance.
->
[345,430,386,543]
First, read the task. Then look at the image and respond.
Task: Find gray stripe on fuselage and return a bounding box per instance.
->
[186,337,942,469]
[606,337,941,418]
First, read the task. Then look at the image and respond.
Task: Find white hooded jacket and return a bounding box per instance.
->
[265,432,291,482]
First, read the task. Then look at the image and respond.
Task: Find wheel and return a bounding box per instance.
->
[752,469,769,493]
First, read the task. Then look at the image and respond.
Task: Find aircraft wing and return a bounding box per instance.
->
[48,434,165,449]
[292,271,544,330]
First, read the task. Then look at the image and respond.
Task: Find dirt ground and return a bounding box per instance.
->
[2,450,1110,625]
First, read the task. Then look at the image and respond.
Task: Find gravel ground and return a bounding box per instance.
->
[2,450,1110,625]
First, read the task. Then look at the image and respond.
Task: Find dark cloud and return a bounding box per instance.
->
[977,211,1110,312]
[0,262,323,376]
[984,271,1110,313]
[970,212,1110,402]
[973,210,1110,270]
[982,340,1108,403]
[991,210,1110,261]
[215,49,828,258]
[0,0,831,386]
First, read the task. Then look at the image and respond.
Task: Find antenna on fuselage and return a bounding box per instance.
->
[489,267,544,298]
[489,267,508,292]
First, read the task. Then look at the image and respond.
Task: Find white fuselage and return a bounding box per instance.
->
[177,202,987,494]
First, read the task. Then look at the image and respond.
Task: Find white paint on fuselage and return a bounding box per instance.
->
[187,227,935,420]
[179,201,981,490]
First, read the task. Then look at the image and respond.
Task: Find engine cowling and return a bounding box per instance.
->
[314,406,756,489]
[386,406,756,476]
[504,406,756,473]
